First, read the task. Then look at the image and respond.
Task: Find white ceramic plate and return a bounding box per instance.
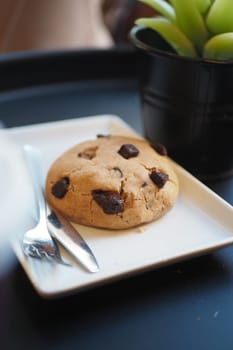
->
[6,115,233,298]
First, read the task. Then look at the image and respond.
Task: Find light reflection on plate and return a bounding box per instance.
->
[0,132,33,275]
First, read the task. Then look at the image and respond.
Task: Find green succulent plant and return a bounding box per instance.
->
[134,0,233,60]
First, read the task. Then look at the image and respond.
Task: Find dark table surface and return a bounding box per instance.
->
[0,48,233,350]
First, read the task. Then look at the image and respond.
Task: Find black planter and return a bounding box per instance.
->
[130,26,233,180]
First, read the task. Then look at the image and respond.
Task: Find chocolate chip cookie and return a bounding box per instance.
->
[45,135,179,229]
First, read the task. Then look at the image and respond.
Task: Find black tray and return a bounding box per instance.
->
[0,47,143,132]
[0,48,233,350]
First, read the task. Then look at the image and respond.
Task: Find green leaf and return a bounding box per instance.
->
[138,0,176,22]
[172,0,209,54]
[206,0,233,34]
[204,33,233,60]
[135,17,197,58]
[192,0,213,14]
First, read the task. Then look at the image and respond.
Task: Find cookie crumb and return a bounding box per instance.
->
[137,225,147,233]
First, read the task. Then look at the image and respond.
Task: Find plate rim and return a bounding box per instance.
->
[7,114,233,298]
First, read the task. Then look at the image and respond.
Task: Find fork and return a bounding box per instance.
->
[22,144,70,266]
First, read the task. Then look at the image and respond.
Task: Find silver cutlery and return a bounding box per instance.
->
[22,144,100,272]
[22,145,70,265]
[47,207,100,273]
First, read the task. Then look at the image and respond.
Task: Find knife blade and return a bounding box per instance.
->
[47,207,100,273]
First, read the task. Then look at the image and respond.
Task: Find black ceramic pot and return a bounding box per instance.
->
[130,26,233,180]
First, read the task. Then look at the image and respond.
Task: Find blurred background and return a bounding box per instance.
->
[0,0,155,53]
[0,0,155,277]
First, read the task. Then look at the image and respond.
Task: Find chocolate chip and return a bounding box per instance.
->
[96,134,111,138]
[51,177,69,198]
[151,142,168,156]
[113,167,123,178]
[78,146,97,160]
[150,170,168,188]
[118,144,139,159]
[92,190,124,214]
[47,212,62,229]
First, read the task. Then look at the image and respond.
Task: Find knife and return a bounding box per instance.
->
[47,207,100,273]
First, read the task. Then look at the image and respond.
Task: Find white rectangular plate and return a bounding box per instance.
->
[7,115,233,298]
